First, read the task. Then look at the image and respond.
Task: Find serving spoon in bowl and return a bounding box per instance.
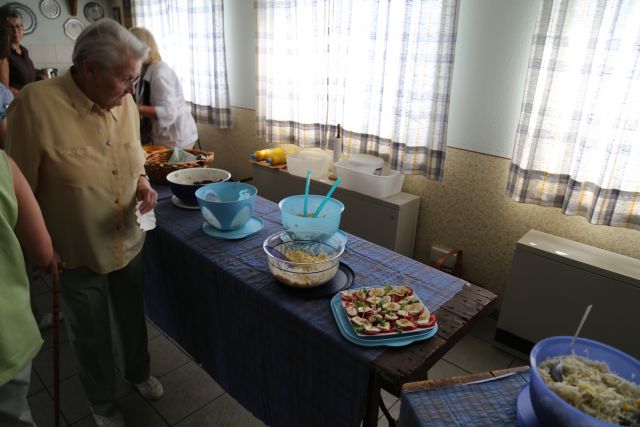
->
[550,304,593,382]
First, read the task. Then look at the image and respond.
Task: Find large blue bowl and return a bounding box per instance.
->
[195,182,257,231]
[530,336,640,427]
[166,167,231,205]
[279,195,344,240]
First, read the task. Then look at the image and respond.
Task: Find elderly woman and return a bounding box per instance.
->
[6,19,160,427]
[0,6,35,94]
[130,27,198,148]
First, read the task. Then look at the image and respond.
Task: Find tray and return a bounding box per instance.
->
[338,286,435,338]
[249,159,287,169]
[279,262,353,298]
[330,294,438,347]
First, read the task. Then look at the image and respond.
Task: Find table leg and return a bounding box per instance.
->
[363,369,381,427]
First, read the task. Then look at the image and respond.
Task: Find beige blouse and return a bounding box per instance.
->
[6,72,146,274]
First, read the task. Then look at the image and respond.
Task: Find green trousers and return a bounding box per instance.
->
[60,251,150,416]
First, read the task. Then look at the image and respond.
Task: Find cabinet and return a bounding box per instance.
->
[250,164,420,257]
[496,229,640,358]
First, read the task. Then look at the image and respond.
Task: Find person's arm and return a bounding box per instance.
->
[148,63,181,127]
[0,118,6,149]
[9,155,60,277]
[138,104,158,120]
[0,59,9,88]
[136,173,157,214]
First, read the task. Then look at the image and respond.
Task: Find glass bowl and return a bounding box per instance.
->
[263,230,347,288]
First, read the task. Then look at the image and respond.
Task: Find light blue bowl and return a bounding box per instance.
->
[195,182,257,231]
[279,195,344,240]
[530,336,640,427]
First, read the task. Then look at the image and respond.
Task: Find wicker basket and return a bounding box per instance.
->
[144,149,215,184]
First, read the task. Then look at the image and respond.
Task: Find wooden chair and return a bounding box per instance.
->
[433,249,464,278]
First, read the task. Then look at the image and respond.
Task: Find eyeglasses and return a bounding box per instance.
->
[119,74,141,88]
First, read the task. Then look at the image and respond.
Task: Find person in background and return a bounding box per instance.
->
[0,21,14,149]
[6,19,161,427]
[130,27,198,148]
[1,6,35,94]
[0,150,59,427]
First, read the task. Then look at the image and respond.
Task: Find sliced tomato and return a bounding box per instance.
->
[339,291,353,302]
[395,318,417,331]
[417,313,437,329]
[363,325,381,335]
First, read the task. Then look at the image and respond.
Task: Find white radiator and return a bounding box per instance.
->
[497,229,640,358]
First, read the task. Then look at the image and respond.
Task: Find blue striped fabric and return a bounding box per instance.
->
[143,196,467,426]
[255,0,458,179]
[507,0,640,230]
[132,0,232,127]
[398,371,531,427]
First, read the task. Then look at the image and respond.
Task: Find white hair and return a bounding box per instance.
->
[72,19,149,71]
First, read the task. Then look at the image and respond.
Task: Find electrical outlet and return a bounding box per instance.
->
[430,246,457,269]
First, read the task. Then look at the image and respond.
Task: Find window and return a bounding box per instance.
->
[132,0,231,127]
[508,0,640,229]
[256,0,458,179]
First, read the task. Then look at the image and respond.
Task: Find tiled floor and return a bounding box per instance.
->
[27,274,528,426]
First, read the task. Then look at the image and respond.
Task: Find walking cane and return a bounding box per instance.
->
[52,271,60,427]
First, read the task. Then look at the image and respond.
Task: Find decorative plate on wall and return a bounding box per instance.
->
[83,2,105,22]
[63,18,84,40]
[40,0,61,19]
[6,3,37,34]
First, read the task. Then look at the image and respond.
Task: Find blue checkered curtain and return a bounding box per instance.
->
[256,0,458,179]
[507,0,640,230]
[132,0,231,127]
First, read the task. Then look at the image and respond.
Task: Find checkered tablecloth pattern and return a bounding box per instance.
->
[144,196,467,427]
[398,370,531,427]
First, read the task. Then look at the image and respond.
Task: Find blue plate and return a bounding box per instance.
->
[202,217,264,240]
[517,384,543,427]
[330,294,438,347]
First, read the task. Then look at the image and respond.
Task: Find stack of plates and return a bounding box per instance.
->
[330,294,438,347]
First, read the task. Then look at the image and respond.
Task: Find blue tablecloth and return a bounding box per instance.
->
[144,196,467,427]
[398,370,531,427]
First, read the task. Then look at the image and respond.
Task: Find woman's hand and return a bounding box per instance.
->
[136,175,158,214]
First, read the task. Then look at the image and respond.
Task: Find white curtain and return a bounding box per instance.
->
[256,0,458,179]
[132,0,231,127]
[508,0,640,229]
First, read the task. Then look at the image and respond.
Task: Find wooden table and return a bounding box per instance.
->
[144,194,497,427]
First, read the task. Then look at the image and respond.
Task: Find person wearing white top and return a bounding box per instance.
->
[130,27,198,149]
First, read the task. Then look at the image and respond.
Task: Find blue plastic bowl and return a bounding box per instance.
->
[195,182,257,231]
[279,195,344,240]
[166,168,231,205]
[529,336,640,427]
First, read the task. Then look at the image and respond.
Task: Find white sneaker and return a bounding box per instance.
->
[135,376,164,400]
[92,410,125,427]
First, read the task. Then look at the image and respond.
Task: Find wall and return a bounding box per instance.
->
[195,0,640,299]
[6,0,116,75]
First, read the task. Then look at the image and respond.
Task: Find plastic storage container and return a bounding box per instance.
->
[348,154,384,175]
[286,150,331,179]
[529,336,640,427]
[334,160,405,199]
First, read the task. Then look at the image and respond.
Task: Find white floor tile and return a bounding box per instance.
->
[427,358,470,380]
[443,334,514,374]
